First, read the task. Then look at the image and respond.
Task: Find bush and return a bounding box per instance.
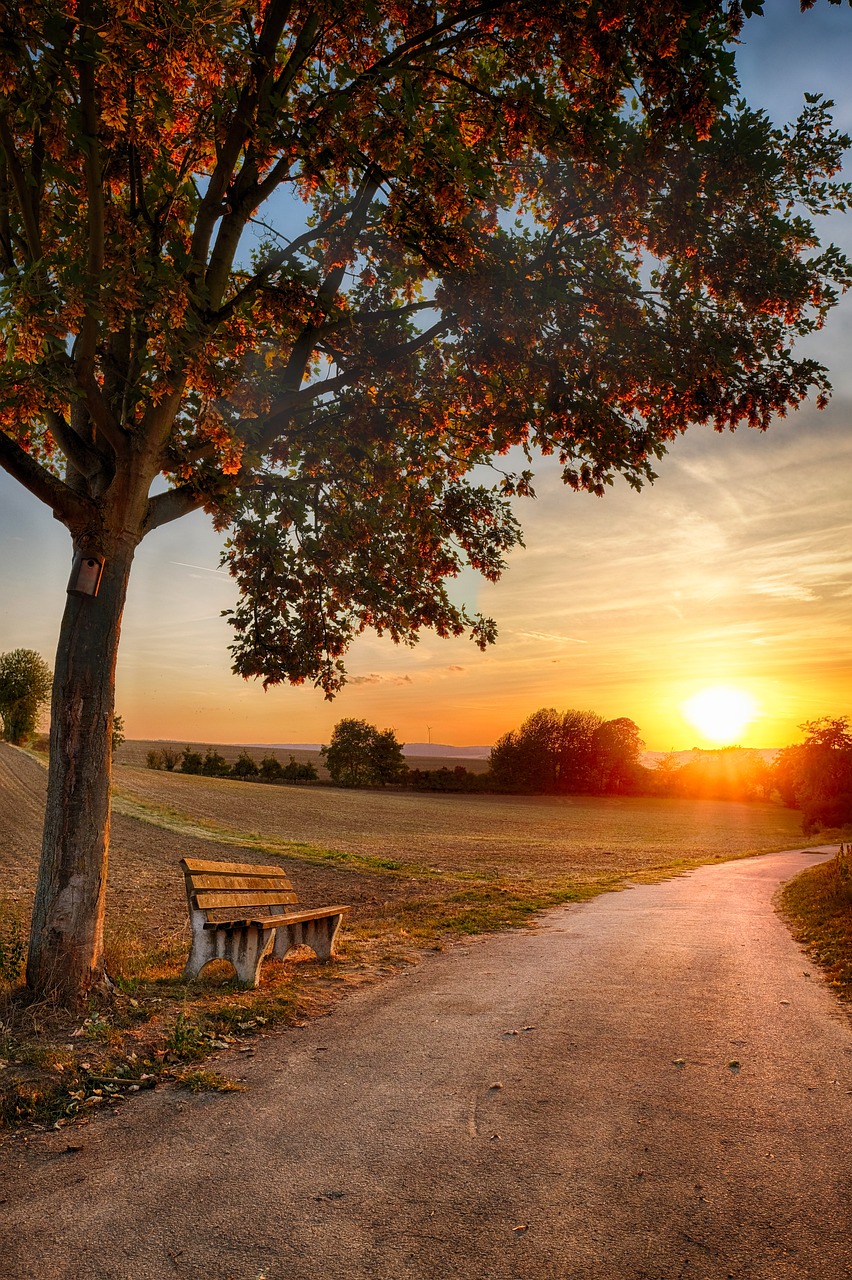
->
[161,747,180,771]
[231,750,259,780]
[259,754,284,782]
[146,749,164,770]
[282,756,318,783]
[180,747,204,775]
[202,748,230,777]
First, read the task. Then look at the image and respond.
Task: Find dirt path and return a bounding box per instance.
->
[2,847,849,1280]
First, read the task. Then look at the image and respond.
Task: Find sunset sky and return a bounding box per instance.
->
[2,2,852,754]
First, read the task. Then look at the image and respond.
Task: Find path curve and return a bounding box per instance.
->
[2,848,850,1280]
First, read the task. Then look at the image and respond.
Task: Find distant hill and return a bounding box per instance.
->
[247,741,493,759]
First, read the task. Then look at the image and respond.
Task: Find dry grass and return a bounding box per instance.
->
[779,848,852,1002]
[113,763,807,880]
[0,741,822,1134]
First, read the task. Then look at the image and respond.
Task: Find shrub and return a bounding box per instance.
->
[180,747,204,775]
[259,754,284,782]
[282,756,318,782]
[146,749,164,770]
[231,750,259,780]
[202,748,230,777]
[161,747,180,771]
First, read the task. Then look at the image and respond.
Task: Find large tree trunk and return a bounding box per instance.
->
[26,537,136,1004]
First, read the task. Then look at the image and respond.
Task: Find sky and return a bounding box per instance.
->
[2,1,852,754]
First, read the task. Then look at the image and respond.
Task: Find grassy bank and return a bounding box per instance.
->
[779,847,852,1003]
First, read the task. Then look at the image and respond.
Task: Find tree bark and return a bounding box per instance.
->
[26,536,136,1004]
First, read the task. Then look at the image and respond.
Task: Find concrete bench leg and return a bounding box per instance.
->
[273,913,343,962]
[183,924,275,987]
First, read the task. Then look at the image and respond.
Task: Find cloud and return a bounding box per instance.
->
[348,672,414,686]
[515,630,589,645]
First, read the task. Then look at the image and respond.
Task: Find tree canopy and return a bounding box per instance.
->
[2,1,850,694]
[3,0,851,1002]
[488,707,644,794]
[0,648,52,745]
[322,717,407,787]
[772,715,852,831]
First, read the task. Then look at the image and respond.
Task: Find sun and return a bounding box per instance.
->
[682,687,758,745]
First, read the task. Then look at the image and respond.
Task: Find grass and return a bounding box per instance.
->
[0,744,833,1135]
[779,845,852,1003]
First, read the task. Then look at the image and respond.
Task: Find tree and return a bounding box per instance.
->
[110,714,125,755]
[589,717,645,794]
[231,748,259,779]
[772,716,852,831]
[488,707,642,793]
[2,3,850,1002]
[488,708,565,792]
[0,649,52,745]
[322,718,405,787]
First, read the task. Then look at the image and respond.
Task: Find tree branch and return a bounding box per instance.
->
[75,6,106,376]
[254,318,450,452]
[0,115,43,262]
[188,0,296,278]
[143,485,208,533]
[0,432,94,526]
[45,410,105,479]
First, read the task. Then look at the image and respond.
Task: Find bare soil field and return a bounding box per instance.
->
[112,758,807,879]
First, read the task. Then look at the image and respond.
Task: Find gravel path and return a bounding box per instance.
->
[1,847,849,1280]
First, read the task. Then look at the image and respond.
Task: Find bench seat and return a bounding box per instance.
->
[181,857,350,986]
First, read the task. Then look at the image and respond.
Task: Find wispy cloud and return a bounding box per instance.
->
[349,672,414,686]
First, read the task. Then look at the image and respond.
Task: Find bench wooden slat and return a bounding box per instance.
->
[183,857,288,876]
[195,889,299,910]
[274,905,350,926]
[180,856,349,982]
[190,873,295,892]
[203,910,295,927]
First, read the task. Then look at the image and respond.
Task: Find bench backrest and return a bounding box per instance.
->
[181,857,300,923]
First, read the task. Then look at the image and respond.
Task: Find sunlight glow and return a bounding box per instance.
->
[681,687,759,746]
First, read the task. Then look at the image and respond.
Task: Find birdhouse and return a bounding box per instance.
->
[67,552,105,598]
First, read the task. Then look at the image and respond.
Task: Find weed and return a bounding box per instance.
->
[175,1069,245,1093]
[165,1012,206,1060]
[0,916,25,986]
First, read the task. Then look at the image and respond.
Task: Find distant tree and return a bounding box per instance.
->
[490,708,642,794]
[0,650,52,745]
[773,716,852,832]
[558,709,606,792]
[322,719,404,787]
[180,747,204,776]
[488,709,565,792]
[259,754,285,783]
[161,747,180,772]
[281,756,319,783]
[369,730,408,786]
[202,748,230,778]
[145,749,163,771]
[590,718,645,794]
[111,715,125,756]
[231,750,259,780]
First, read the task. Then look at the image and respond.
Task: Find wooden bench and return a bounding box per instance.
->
[180,857,349,987]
